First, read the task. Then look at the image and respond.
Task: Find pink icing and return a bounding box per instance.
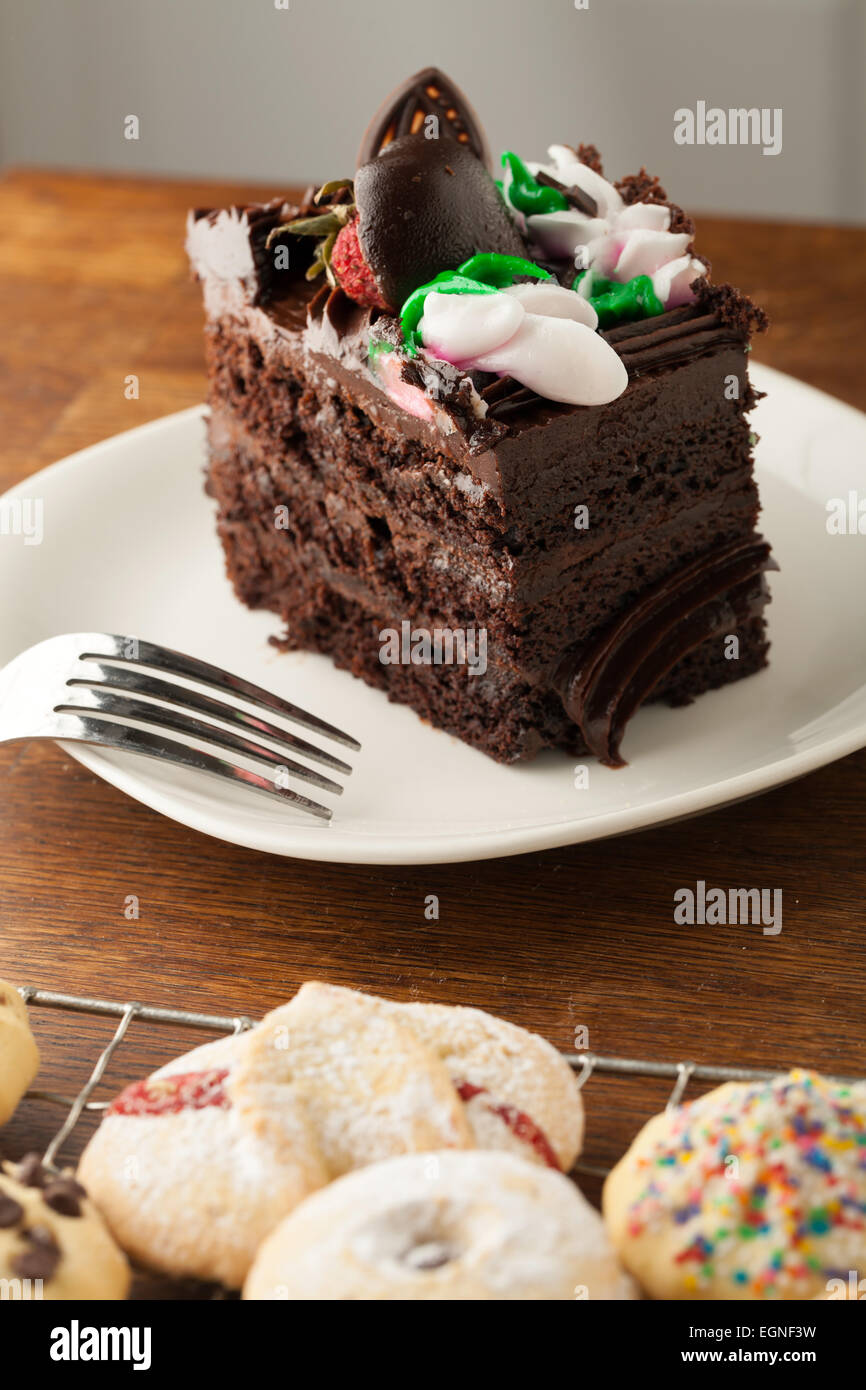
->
[376,351,435,420]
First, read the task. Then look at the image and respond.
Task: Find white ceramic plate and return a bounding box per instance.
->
[1,363,864,864]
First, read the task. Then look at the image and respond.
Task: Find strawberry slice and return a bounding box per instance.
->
[330,213,388,310]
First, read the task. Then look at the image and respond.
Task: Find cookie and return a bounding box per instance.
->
[236,982,583,1174]
[0,1155,129,1299]
[244,1149,637,1301]
[0,980,39,1125]
[78,1031,327,1289]
[380,992,583,1169]
[80,982,585,1288]
[603,1069,866,1300]
[232,983,475,1176]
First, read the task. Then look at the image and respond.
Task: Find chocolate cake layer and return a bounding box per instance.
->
[207,405,762,683]
[206,310,759,564]
[261,574,769,762]
[188,193,774,764]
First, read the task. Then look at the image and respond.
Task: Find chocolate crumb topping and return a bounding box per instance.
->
[615,167,668,205]
[695,281,769,336]
[614,170,695,236]
[575,142,604,176]
[666,201,696,237]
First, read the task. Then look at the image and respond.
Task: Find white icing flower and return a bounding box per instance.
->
[505,145,706,310]
[418,284,627,407]
[502,281,598,327]
[420,290,524,360]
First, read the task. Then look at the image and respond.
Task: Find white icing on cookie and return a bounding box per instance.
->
[78,1032,327,1289]
[79,981,586,1288]
[245,1150,637,1301]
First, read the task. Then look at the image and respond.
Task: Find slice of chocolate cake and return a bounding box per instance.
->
[187,67,775,766]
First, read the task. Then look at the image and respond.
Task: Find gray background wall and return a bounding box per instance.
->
[1,0,864,222]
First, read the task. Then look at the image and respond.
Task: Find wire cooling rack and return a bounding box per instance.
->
[17,986,863,1178]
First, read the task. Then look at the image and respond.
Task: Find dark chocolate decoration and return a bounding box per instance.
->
[354,136,527,312]
[575,143,604,176]
[535,170,598,219]
[189,200,307,307]
[0,1189,24,1227]
[23,1223,59,1249]
[481,375,548,420]
[43,1177,86,1219]
[556,538,777,766]
[358,67,491,170]
[12,1225,62,1282]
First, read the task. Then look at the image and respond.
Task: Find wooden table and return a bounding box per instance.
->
[1,170,865,1213]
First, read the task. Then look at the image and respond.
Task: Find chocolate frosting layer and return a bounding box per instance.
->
[354,136,527,312]
[477,305,750,421]
[602,306,744,375]
[555,538,777,766]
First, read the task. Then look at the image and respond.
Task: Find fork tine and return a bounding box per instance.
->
[68,665,353,775]
[50,712,333,820]
[81,637,361,751]
[55,689,344,796]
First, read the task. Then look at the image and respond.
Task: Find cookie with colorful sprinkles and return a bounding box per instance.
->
[602,1070,866,1300]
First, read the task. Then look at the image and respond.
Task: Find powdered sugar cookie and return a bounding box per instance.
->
[0,980,39,1125]
[241,982,582,1174]
[244,1149,637,1301]
[78,1031,328,1288]
[603,1069,866,1300]
[232,984,474,1176]
[0,1155,129,1300]
[381,993,583,1170]
[80,981,587,1288]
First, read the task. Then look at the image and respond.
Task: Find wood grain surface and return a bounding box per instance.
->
[1,170,865,1223]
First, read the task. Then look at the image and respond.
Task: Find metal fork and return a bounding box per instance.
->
[0,634,360,822]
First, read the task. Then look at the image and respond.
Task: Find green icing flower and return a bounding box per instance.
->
[501,151,568,216]
[457,253,553,288]
[399,253,552,354]
[573,269,664,328]
[400,274,497,355]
